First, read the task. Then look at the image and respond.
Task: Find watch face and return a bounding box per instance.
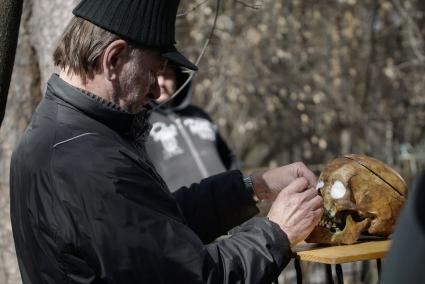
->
[244,176,259,203]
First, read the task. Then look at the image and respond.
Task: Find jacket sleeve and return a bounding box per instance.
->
[206,217,292,284]
[173,170,259,243]
[54,145,291,283]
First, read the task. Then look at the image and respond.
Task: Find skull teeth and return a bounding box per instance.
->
[318,215,338,230]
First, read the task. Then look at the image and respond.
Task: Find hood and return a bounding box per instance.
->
[152,67,193,113]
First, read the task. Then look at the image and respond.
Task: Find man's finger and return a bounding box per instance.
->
[299,187,318,202]
[295,162,317,187]
[313,207,324,220]
[306,194,323,210]
[283,177,309,194]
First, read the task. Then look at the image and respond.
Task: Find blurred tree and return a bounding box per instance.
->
[179,0,425,174]
[0,0,23,126]
[0,1,23,283]
[0,1,77,282]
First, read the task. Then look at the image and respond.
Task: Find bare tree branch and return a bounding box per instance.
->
[392,0,425,61]
[0,0,24,127]
[396,59,425,70]
[177,0,210,17]
[152,0,221,111]
[235,0,263,10]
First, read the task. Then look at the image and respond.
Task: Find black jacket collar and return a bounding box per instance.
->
[46,74,151,140]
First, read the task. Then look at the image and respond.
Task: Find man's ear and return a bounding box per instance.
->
[102,39,129,81]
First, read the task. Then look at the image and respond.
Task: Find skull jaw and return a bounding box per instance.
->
[306,215,370,245]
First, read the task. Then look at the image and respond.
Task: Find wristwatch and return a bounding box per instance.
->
[243,175,260,203]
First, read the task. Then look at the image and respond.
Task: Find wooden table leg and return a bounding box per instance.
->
[325,264,334,284]
[377,259,382,283]
[361,261,368,282]
[335,264,344,284]
[294,259,302,284]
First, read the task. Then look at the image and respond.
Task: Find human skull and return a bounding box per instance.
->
[306,154,407,245]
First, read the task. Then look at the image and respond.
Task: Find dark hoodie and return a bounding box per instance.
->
[145,68,237,191]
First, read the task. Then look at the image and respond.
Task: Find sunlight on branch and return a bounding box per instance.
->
[177,0,210,17]
[235,0,264,10]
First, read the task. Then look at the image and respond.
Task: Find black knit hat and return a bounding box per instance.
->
[72,0,198,71]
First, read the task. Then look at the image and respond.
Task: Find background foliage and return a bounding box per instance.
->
[178,0,425,180]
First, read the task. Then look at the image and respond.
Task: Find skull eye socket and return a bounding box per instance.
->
[330,180,347,199]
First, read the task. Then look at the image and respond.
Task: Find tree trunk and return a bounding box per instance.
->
[0,1,25,283]
[0,0,23,127]
[0,1,77,282]
[0,1,41,282]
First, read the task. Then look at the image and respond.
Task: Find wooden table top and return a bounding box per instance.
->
[293,240,391,264]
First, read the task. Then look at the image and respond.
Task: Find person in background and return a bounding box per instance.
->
[146,65,238,191]
[381,172,425,283]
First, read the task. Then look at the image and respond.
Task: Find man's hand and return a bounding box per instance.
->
[250,162,317,201]
[267,177,323,246]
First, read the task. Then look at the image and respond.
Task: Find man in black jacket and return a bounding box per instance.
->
[10,0,323,283]
[146,65,237,191]
[381,173,425,283]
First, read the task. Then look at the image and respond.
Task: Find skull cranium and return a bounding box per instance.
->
[306,154,407,245]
